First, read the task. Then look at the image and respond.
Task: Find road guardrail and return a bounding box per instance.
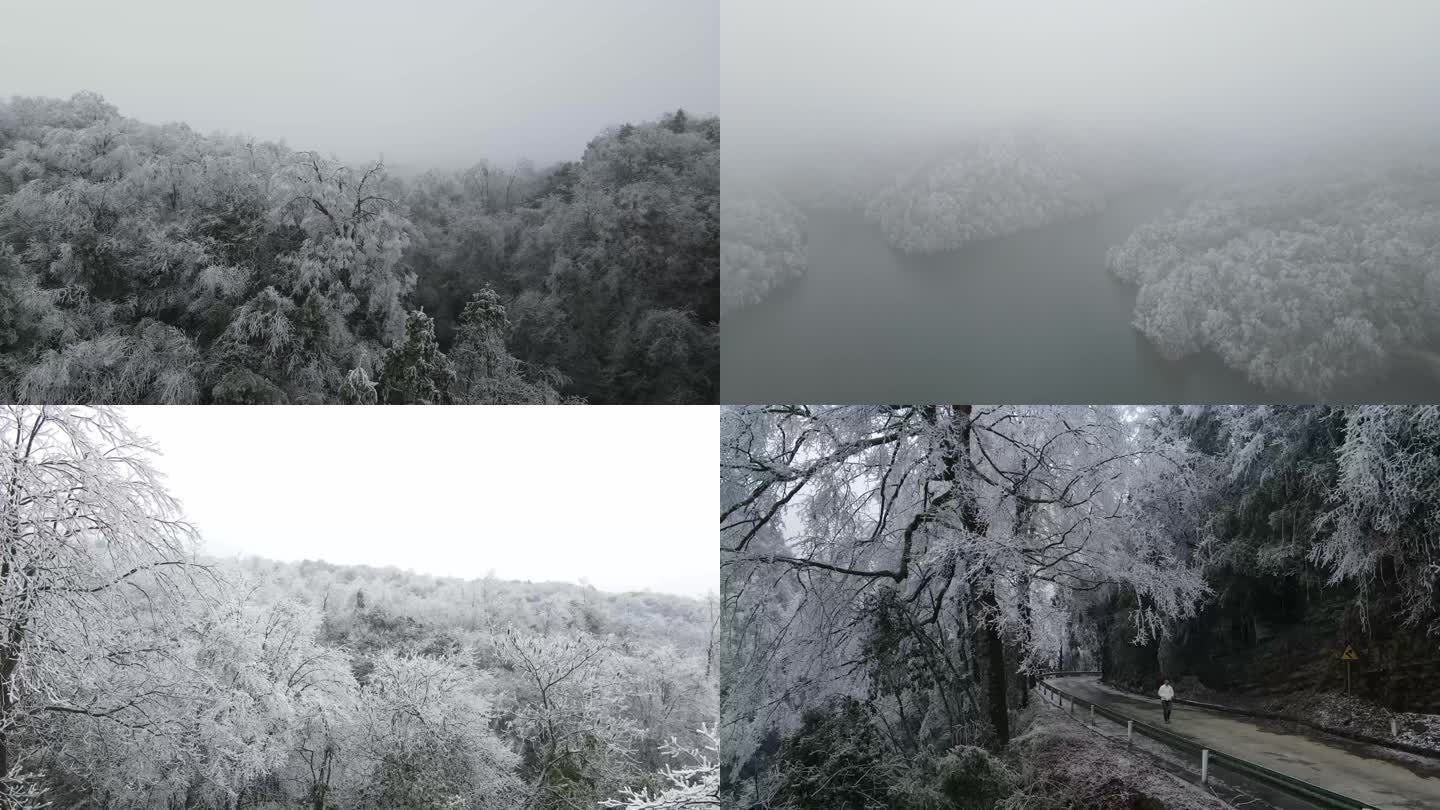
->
[1037,673,1379,810]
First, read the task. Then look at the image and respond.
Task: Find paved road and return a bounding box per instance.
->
[1047,676,1440,810]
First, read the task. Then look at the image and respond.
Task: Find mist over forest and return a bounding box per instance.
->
[721,1,1440,401]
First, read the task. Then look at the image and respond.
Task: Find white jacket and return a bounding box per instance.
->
[1158,684,1175,701]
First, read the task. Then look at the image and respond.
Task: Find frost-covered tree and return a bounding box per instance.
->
[1313,407,1440,629]
[379,309,454,404]
[338,366,379,405]
[495,628,636,809]
[343,654,523,809]
[720,405,1209,807]
[600,726,718,809]
[0,406,201,800]
[450,288,565,404]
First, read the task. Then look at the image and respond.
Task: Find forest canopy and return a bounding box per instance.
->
[1107,150,1440,395]
[0,406,718,808]
[0,92,719,404]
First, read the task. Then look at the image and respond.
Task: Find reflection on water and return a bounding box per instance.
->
[721,188,1440,403]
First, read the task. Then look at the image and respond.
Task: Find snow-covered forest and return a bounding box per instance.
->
[0,93,719,404]
[717,130,1175,312]
[860,133,1139,255]
[1107,148,1440,395]
[0,406,718,808]
[719,130,1440,398]
[718,189,806,315]
[720,0,1440,399]
[720,404,1440,808]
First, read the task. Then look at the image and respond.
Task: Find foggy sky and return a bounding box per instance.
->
[724,0,1440,158]
[1,0,717,168]
[121,406,718,598]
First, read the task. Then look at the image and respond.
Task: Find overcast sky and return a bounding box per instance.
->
[724,0,1440,158]
[120,406,717,598]
[1,0,717,168]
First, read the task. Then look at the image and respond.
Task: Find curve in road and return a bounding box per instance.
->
[1046,676,1440,810]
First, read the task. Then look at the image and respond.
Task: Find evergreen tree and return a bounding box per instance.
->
[379,310,454,404]
[450,288,562,404]
[338,367,379,405]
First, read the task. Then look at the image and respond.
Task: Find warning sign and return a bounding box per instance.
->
[1340,646,1359,661]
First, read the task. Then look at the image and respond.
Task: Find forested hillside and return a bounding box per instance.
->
[224,556,716,660]
[1106,151,1440,395]
[860,134,1119,255]
[1094,406,1440,725]
[718,188,807,314]
[0,406,717,809]
[718,130,1171,312]
[0,92,719,404]
[722,129,1440,399]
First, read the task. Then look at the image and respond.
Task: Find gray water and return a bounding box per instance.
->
[720,188,1440,404]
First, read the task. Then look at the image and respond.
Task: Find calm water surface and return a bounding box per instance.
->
[721,189,1438,403]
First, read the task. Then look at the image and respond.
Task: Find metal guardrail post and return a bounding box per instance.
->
[1127,719,1133,747]
[1201,749,1209,784]
[1391,718,1398,737]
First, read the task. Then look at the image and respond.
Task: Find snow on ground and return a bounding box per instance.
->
[1006,697,1236,810]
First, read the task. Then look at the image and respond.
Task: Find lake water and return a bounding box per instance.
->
[720,188,1440,403]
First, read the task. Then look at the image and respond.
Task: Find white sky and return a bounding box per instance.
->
[724,0,1440,157]
[0,0,718,168]
[119,406,718,598]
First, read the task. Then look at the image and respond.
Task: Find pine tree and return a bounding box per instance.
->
[379,310,454,404]
[451,289,563,404]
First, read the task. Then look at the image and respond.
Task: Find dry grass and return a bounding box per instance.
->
[1003,702,1233,810]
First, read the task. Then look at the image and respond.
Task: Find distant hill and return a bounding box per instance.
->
[209,555,716,653]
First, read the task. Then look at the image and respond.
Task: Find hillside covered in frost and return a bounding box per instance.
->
[0,406,718,808]
[862,134,1115,254]
[0,93,719,404]
[719,187,808,314]
[1107,148,1440,395]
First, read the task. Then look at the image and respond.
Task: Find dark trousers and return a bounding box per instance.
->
[1162,700,1172,722]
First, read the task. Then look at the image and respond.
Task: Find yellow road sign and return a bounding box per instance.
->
[1340,645,1359,661]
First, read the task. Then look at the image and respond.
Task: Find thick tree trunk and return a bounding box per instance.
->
[974,586,1010,746]
[945,404,1011,748]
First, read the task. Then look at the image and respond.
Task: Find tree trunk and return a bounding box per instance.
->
[947,405,1010,747]
[1015,497,1034,710]
[0,623,21,796]
[973,585,1010,746]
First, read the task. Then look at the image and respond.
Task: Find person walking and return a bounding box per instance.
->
[1158,678,1175,723]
